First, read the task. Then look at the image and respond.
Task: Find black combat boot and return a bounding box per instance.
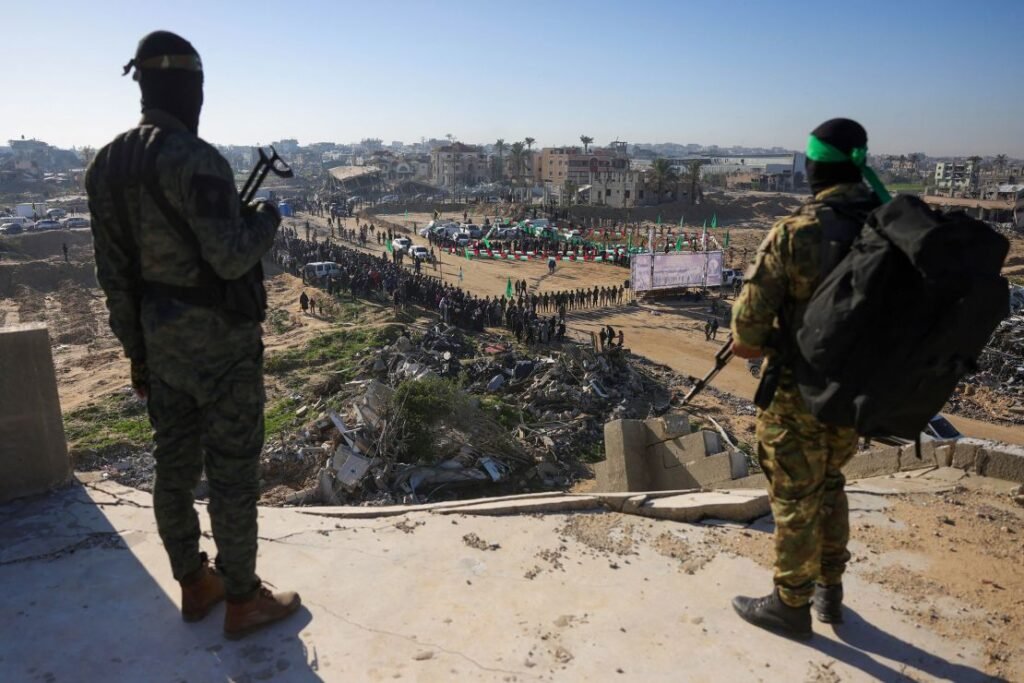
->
[732,589,812,640]
[812,583,844,624]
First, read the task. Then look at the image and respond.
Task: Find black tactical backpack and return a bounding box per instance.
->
[795,195,1009,439]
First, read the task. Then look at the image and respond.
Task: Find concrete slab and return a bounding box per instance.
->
[631,490,770,523]
[435,495,601,516]
[723,473,769,489]
[299,491,576,519]
[0,480,1002,682]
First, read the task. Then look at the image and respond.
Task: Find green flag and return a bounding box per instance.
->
[711,213,718,229]
[482,236,491,249]
[656,214,661,226]
[724,230,730,248]
[627,231,632,252]
[404,209,409,219]
[675,236,683,251]
[464,247,471,261]
[679,215,684,227]
[505,277,513,299]
[386,238,393,253]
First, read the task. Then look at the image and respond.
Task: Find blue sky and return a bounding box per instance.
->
[2,0,1022,156]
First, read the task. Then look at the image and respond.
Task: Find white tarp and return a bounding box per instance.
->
[630,251,723,292]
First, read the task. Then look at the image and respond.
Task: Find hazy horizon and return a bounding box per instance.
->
[2,0,1022,158]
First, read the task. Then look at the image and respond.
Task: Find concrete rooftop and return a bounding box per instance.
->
[0,474,1013,683]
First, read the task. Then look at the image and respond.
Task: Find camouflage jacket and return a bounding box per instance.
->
[86,109,278,368]
[731,183,877,355]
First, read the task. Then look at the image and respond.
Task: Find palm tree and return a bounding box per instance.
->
[646,158,679,204]
[494,138,506,181]
[445,133,455,145]
[509,141,526,181]
[524,137,535,151]
[995,153,1008,176]
[686,160,703,205]
[580,135,594,154]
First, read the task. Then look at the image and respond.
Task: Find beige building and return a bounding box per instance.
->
[587,169,646,207]
[430,143,489,189]
[534,145,630,190]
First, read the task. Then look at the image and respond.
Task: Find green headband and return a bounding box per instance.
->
[806,134,891,202]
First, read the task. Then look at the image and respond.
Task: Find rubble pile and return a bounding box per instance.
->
[261,324,676,506]
[950,314,1024,424]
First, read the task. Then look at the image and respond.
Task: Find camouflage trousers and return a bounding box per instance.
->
[146,344,265,598]
[756,383,857,607]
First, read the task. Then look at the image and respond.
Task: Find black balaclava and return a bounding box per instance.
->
[805,118,866,194]
[125,31,204,134]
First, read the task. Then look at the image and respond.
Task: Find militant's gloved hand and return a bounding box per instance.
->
[253,200,281,227]
[130,358,149,400]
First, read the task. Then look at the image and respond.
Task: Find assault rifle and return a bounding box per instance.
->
[239,146,294,204]
[678,335,734,407]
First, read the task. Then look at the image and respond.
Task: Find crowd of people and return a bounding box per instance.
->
[269,225,636,351]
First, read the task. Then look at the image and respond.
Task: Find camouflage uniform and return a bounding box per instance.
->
[731,183,873,608]
[86,109,279,598]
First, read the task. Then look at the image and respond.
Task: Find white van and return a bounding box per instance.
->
[303,262,341,279]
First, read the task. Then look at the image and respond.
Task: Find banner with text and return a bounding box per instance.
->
[630,251,723,292]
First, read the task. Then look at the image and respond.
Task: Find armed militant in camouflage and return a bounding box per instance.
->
[730,118,883,639]
[87,30,300,639]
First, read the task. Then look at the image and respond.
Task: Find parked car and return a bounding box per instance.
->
[410,246,431,261]
[0,216,34,230]
[875,414,963,447]
[721,269,744,287]
[62,217,90,229]
[392,237,412,252]
[46,208,67,220]
[922,415,962,441]
[33,220,62,231]
[303,261,341,280]
[0,222,24,235]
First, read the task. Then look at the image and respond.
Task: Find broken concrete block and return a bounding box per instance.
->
[0,324,70,503]
[363,380,394,414]
[975,445,1024,484]
[393,335,414,352]
[632,490,770,523]
[934,444,954,468]
[333,448,373,490]
[727,450,749,480]
[295,405,309,418]
[843,446,901,479]
[950,439,983,470]
[682,451,734,488]
[596,420,650,492]
[899,441,937,471]
[644,414,691,447]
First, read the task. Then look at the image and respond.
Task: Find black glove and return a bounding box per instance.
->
[254,200,281,227]
[130,358,149,400]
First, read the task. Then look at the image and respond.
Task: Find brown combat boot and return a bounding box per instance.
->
[180,553,225,622]
[224,585,301,640]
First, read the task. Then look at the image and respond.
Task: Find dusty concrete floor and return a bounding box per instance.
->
[1,470,1021,682]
